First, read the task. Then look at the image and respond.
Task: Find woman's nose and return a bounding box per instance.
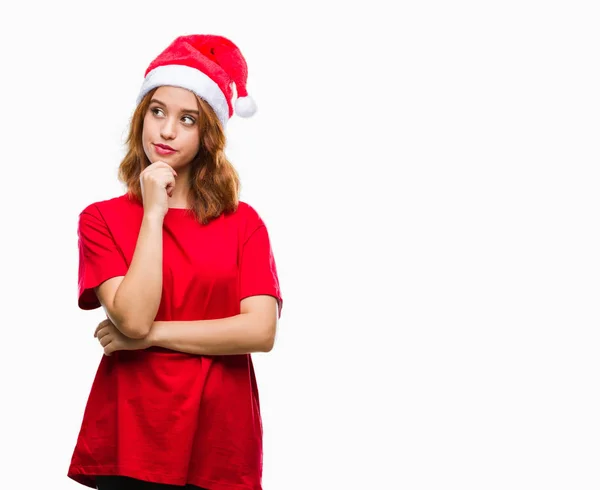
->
[160,118,177,139]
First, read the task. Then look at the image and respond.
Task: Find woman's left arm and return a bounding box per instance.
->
[145,295,279,355]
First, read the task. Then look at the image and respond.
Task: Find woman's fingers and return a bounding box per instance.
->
[94,319,111,337]
[95,326,109,340]
[104,340,114,356]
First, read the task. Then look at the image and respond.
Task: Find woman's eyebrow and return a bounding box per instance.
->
[150,98,199,115]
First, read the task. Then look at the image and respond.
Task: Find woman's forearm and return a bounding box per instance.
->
[145,313,275,355]
[113,213,164,338]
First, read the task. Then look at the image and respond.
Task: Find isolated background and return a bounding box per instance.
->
[1,1,599,489]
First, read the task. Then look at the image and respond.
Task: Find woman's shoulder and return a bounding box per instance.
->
[79,193,140,217]
[230,200,267,228]
[78,194,142,231]
[234,200,258,218]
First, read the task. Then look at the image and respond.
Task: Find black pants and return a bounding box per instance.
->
[96,475,206,489]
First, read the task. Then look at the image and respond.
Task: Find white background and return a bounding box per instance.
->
[0,1,599,489]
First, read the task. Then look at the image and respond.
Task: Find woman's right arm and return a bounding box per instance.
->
[89,161,175,339]
[95,211,164,339]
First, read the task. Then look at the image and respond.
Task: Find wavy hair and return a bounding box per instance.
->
[118,87,240,224]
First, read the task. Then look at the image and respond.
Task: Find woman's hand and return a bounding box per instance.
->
[140,160,177,219]
[94,318,150,356]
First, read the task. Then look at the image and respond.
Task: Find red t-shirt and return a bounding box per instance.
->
[67,193,282,490]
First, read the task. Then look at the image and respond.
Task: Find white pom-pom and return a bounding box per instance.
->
[235,96,257,117]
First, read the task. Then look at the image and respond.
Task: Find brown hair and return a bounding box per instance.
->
[118,87,240,224]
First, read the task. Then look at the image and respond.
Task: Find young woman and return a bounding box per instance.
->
[67,34,282,490]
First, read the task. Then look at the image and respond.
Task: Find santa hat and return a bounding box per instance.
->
[136,34,257,128]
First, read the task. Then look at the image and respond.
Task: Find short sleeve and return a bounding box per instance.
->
[77,205,128,310]
[239,221,283,317]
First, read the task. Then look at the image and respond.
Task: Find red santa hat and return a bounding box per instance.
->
[136,34,257,128]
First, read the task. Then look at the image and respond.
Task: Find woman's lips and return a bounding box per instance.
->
[154,143,176,155]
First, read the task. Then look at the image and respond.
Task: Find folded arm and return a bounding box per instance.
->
[144,295,279,355]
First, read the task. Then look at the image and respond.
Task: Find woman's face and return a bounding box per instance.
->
[142,86,202,170]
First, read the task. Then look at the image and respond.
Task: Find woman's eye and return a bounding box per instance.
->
[182,116,196,125]
[151,107,164,116]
